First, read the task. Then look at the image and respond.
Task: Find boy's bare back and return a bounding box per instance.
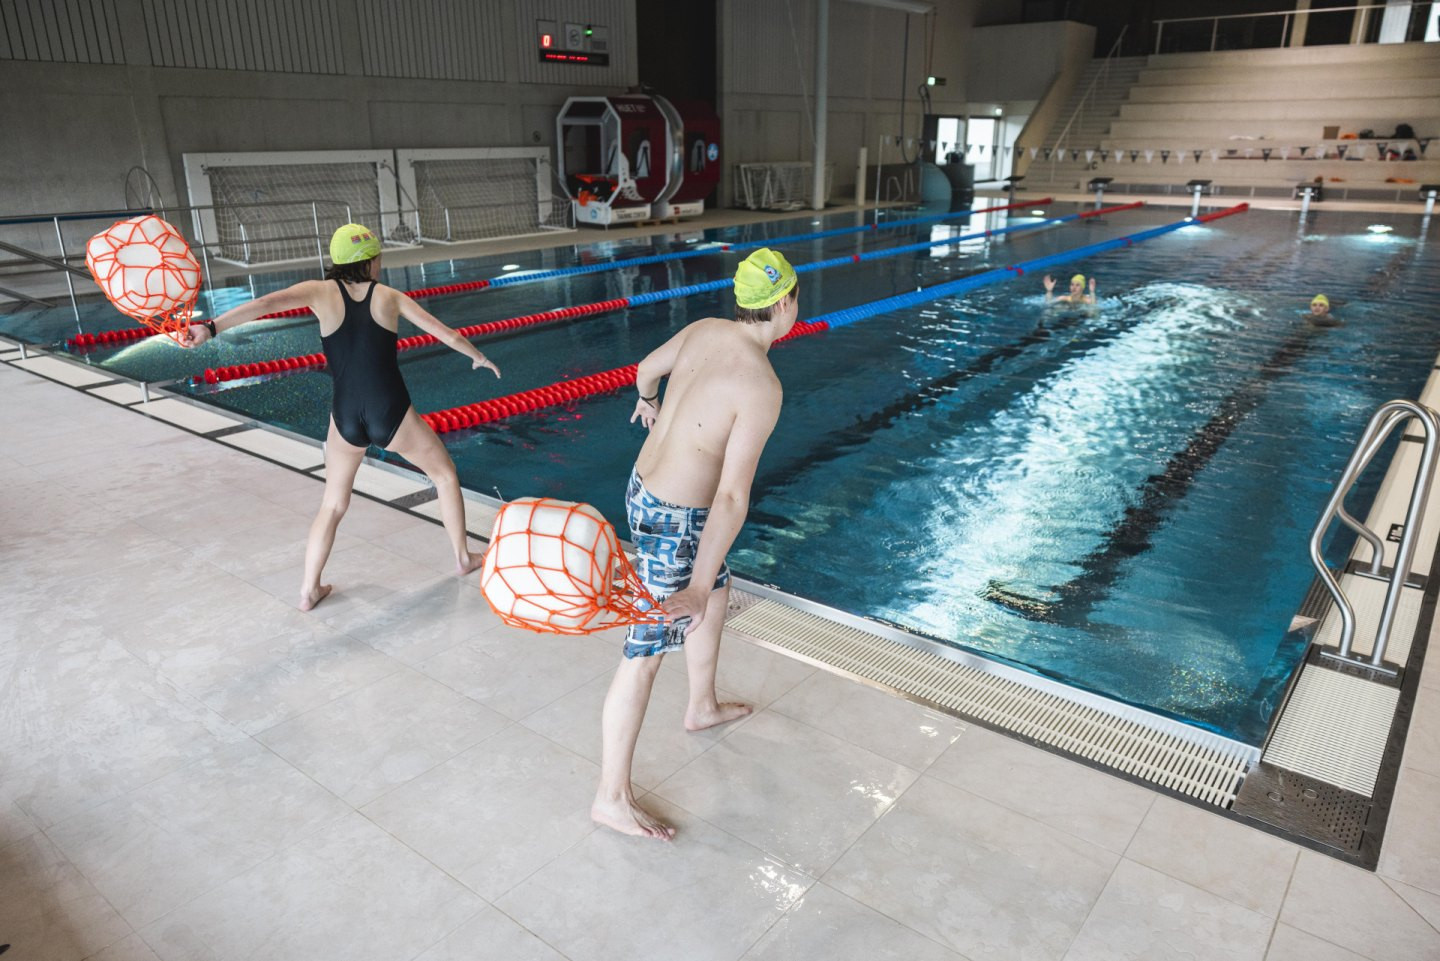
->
[633,317,782,509]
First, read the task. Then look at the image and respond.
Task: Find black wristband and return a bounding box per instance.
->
[639,391,658,403]
[203,320,217,337]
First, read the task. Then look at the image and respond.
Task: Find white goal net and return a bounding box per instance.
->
[396,148,573,244]
[183,150,404,267]
[734,162,834,211]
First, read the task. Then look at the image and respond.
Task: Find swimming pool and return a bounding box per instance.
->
[14,203,1437,743]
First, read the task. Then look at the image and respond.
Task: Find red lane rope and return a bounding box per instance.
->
[67,278,496,350]
[68,201,1054,351]
[420,319,835,434]
[192,297,631,385]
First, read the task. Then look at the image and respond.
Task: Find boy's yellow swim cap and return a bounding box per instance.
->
[1071,274,1086,285]
[734,248,797,310]
[1311,294,1329,307]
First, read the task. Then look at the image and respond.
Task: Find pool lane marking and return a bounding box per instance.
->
[418,204,1236,433]
[984,217,1418,623]
[67,198,1054,351]
[744,312,1100,512]
[984,323,1324,625]
[194,200,1124,389]
[750,222,1301,523]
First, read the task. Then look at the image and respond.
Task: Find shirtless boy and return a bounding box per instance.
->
[591,249,799,840]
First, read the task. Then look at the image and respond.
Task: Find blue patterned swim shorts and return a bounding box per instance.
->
[623,467,731,658]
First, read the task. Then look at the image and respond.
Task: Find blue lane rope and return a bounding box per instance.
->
[621,205,1136,307]
[483,198,1051,288]
[817,207,1248,330]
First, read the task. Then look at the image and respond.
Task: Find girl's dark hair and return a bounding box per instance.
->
[734,285,797,325]
[324,257,377,284]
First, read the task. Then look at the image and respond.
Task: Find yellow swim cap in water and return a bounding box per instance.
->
[1311,293,1330,307]
[734,248,797,310]
[329,224,381,265]
[1071,274,1086,285]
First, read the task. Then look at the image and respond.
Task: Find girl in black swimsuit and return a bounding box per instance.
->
[186,223,501,611]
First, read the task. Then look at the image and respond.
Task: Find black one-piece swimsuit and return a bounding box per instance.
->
[321,280,412,448]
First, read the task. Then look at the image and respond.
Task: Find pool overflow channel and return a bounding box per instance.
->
[3,201,1433,866]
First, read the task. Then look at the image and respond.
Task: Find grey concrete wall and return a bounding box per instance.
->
[719,0,980,206]
[967,20,1095,103]
[0,0,637,255]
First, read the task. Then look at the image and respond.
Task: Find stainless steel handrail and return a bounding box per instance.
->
[1310,399,1440,672]
[1048,25,1128,184]
[1153,2,1417,54]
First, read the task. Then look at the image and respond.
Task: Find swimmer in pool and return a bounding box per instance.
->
[1307,293,1343,327]
[1044,273,1097,307]
[184,224,501,611]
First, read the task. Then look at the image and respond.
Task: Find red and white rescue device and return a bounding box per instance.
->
[481,497,658,634]
[85,215,203,344]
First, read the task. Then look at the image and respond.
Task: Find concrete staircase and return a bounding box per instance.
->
[1027,56,1146,193]
[1030,42,1440,202]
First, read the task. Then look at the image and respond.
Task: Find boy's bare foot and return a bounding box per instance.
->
[456,551,484,576]
[684,701,752,732]
[591,795,675,841]
[299,584,332,612]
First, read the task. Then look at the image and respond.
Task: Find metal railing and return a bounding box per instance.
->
[1048,25,1128,184]
[1310,398,1440,673]
[1153,2,1432,54]
[0,198,417,318]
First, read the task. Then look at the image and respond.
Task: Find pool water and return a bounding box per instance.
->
[13,203,1437,743]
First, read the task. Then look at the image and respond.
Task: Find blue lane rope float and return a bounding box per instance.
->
[484,197,1053,288]
[418,204,1232,431]
[818,204,1251,331]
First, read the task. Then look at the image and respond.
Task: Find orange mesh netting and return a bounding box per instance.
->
[480,497,659,635]
[85,215,203,345]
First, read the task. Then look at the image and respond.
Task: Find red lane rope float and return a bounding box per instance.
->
[420,318,837,434]
[67,277,496,350]
[190,297,631,385]
[68,199,1055,351]
[480,497,659,634]
[84,215,203,346]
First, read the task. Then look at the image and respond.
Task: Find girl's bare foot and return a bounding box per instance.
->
[299,584,332,612]
[591,794,675,840]
[684,701,752,732]
[456,551,484,576]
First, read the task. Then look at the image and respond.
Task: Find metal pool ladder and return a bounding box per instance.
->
[1229,398,1440,866]
[1310,398,1440,675]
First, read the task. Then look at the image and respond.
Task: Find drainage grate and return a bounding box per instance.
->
[726,596,1255,806]
[1261,665,1398,797]
[1232,762,1372,855]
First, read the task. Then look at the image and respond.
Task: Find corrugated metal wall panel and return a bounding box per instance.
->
[356,0,505,82]
[725,0,811,96]
[139,0,343,74]
[0,0,124,63]
[514,0,634,87]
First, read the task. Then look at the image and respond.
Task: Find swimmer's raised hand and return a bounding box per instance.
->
[472,355,501,378]
[1043,275,1056,292]
[630,396,659,430]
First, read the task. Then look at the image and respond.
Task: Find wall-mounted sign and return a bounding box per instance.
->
[537,19,610,65]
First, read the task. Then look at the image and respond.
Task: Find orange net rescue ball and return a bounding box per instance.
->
[481,497,659,634]
[85,215,202,344]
